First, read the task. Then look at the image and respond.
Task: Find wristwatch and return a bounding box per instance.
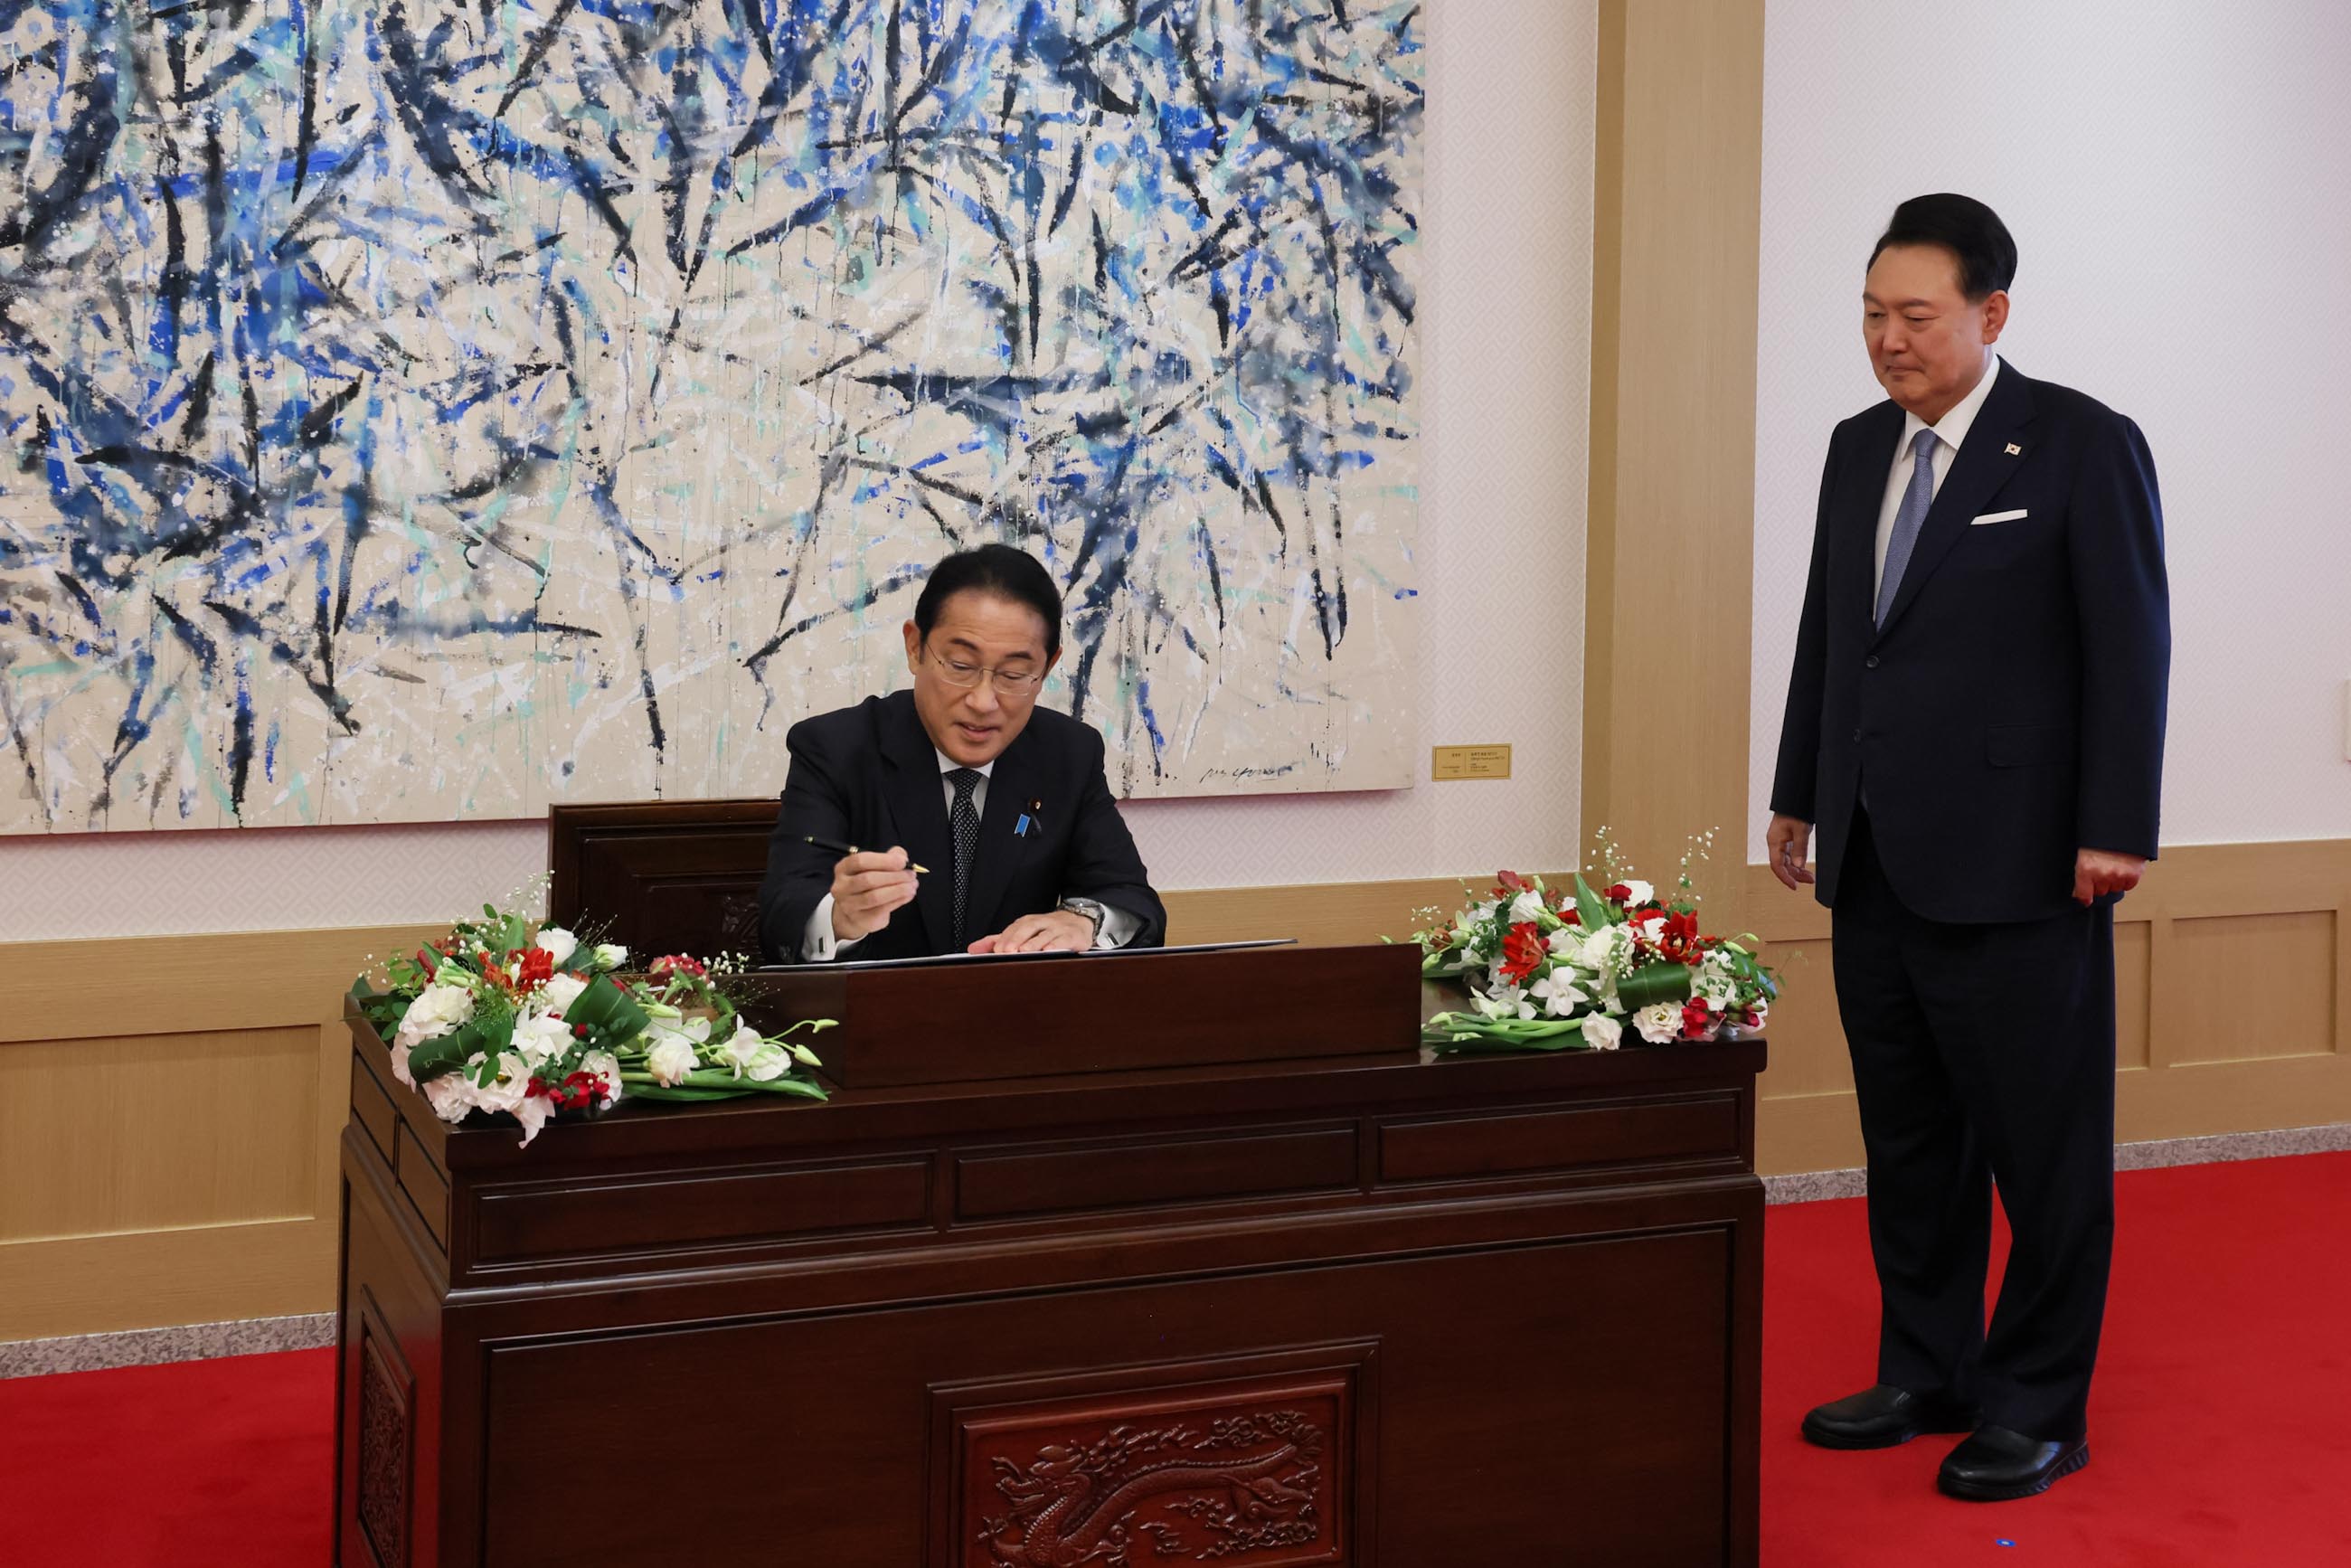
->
[1058,898,1108,943]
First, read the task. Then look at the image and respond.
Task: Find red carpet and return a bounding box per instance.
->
[0,1346,334,1565]
[3,1152,2347,1565]
[1765,1150,2351,1566]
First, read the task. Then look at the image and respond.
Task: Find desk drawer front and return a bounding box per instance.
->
[1380,1095,1741,1184]
[956,1126,1359,1222]
[474,1157,933,1265]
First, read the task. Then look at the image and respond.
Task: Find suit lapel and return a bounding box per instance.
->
[1843,401,1905,628]
[878,694,954,952]
[1874,362,2038,639]
[963,726,1041,945]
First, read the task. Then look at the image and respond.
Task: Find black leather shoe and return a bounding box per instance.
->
[1937,1425,2089,1500]
[1800,1384,1981,1450]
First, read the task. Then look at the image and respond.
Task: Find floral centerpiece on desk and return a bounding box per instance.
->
[355,902,832,1146]
[1411,830,1779,1053]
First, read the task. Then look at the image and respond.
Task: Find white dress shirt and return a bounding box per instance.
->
[1874,355,2002,599]
[802,749,1140,959]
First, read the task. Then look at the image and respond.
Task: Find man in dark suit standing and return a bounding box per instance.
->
[759,543,1166,963]
[1768,194,2169,1501]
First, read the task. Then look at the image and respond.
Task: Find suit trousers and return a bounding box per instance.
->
[1830,808,2116,1440]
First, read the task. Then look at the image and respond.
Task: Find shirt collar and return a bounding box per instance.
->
[935,749,995,779]
[1900,354,2001,457]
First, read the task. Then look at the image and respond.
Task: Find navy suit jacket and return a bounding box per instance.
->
[1770,360,2170,924]
[758,690,1166,961]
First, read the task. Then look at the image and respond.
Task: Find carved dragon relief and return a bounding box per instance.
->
[977,1410,1329,1566]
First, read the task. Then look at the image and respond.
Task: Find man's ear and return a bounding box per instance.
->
[902,620,921,670]
[1980,289,2009,344]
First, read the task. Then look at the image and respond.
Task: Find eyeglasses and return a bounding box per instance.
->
[923,646,1047,697]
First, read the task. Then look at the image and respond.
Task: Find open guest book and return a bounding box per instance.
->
[754,936,1296,974]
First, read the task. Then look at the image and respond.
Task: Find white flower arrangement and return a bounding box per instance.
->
[357,905,832,1146]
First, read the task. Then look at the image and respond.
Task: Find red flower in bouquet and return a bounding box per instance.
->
[649,954,708,980]
[1499,921,1547,985]
[528,1068,610,1111]
[1652,910,1703,963]
[511,947,556,989]
[1496,869,1534,898]
[1603,883,1633,905]
[1680,997,1715,1039]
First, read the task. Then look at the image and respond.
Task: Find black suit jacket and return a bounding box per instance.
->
[758,691,1166,961]
[1770,360,2170,923]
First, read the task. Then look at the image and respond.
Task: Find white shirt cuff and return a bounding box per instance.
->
[803,894,866,962]
[1092,902,1141,949]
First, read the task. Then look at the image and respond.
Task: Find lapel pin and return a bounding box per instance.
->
[1014,798,1043,838]
[2005,442,2022,456]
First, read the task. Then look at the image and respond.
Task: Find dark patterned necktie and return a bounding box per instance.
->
[948,768,983,948]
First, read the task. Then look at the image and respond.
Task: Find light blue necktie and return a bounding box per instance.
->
[1874,427,1940,627]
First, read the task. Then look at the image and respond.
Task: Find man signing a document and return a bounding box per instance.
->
[758,544,1166,963]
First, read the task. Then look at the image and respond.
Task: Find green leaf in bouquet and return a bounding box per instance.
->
[1615,961,1694,1012]
[1572,874,1609,932]
[563,974,649,1044]
[1421,1012,1589,1053]
[407,1016,494,1084]
[618,1067,830,1102]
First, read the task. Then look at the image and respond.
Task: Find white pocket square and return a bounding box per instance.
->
[1971,507,2028,525]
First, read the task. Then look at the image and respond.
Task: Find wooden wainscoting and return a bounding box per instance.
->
[0,924,438,1342]
[1160,874,1525,949]
[5,846,2340,1340]
[1746,839,2351,1176]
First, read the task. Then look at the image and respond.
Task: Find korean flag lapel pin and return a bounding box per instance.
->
[2005,441,2023,456]
[1015,798,1043,838]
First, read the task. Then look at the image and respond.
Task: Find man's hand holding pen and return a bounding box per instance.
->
[828,847,919,942]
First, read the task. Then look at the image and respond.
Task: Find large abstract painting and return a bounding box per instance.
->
[0,1,1421,833]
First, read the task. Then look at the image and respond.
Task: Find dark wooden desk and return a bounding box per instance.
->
[334,948,1764,1568]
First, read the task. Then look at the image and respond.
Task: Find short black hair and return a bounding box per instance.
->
[912,543,1064,660]
[1868,194,2017,301]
